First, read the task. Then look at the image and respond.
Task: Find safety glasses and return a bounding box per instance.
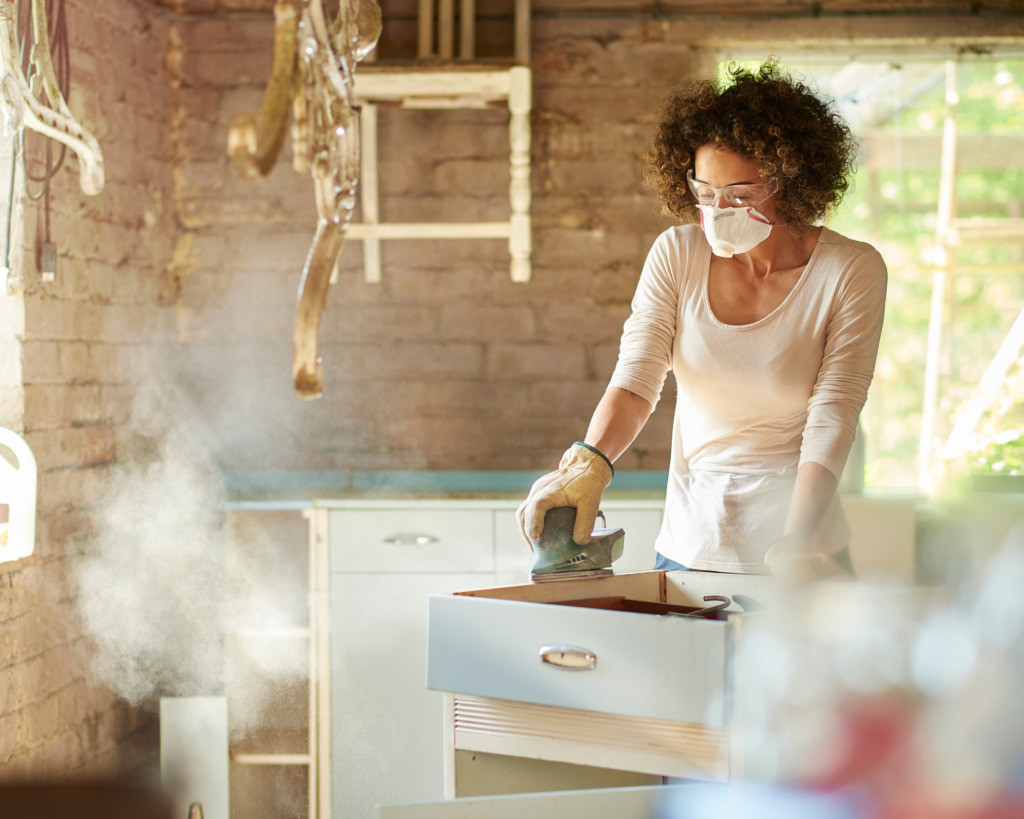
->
[686,169,778,208]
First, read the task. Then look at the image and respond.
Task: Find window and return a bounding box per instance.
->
[713,49,1024,491]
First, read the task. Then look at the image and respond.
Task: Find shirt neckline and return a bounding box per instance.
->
[700,227,828,331]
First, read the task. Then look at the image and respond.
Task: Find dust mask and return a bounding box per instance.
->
[697,204,775,258]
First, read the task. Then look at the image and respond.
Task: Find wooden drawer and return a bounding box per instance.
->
[427,571,774,726]
[329,509,494,573]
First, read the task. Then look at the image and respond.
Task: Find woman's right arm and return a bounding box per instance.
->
[517,231,683,545]
[584,387,654,463]
[586,230,681,462]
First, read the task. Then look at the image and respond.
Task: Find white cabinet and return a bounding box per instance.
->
[329,504,497,819]
[325,499,664,819]
[331,572,487,818]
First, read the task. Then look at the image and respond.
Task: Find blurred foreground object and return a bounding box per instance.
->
[739,523,1024,808]
[227,0,381,399]
[0,427,36,562]
[0,782,172,819]
[657,783,1024,819]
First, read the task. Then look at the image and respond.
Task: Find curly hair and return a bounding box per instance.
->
[643,61,858,232]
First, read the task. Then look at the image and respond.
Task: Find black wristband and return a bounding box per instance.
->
[573,442,615,476]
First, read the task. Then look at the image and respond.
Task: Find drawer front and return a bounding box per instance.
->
[330,510,494,573]
[426,595,728,726]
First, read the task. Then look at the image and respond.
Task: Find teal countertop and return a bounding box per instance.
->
[222,470,670,503]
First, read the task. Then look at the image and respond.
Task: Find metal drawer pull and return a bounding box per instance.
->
[539,645,597,671]
[382,534,440,545]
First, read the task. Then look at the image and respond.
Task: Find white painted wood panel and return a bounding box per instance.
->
[160,697,229,819]
[329,510,494,573]
[347,222,511,240]
[451,695,729,781]
[426,595,728,725]
[353,70,512,102]
[332,573,491,819]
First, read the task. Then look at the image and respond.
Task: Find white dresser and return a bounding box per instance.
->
[325,499,665,819]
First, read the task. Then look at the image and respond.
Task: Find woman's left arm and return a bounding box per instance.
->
[785,461,840,547]
[773,249,888,572]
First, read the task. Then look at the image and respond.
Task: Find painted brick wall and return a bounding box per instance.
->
[168,9,686,475]
[0,0,175,779]
[165,1,1024,476]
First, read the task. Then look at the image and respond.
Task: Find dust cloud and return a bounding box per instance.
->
[72,380,308,735]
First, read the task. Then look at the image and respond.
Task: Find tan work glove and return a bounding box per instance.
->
[762,534,850,583]
[517,442,614,547]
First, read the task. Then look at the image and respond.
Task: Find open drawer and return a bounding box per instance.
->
[426,571,778,788]
[427,570,775,726]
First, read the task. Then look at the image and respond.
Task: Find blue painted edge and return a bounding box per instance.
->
[222,499,313,511]
[222,470,670,494]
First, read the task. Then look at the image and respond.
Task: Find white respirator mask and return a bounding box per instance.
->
[687,168,780,258]
[697,204,776,258]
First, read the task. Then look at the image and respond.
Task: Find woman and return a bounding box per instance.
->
[518,62,887,579]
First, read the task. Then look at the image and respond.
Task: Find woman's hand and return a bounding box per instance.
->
[767,462,852,582]
[517,388,653,547]
[763,533,851,583]
[517,443,614,546]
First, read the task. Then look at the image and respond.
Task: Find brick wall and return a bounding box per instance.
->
[1,0,174,778]
[169,7,689,475]
[166,0,1024,476]
[163,0,1024,477]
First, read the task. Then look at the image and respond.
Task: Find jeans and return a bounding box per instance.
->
[653,552,691,571]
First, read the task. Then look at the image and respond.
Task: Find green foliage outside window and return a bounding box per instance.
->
[726,57,1024,489]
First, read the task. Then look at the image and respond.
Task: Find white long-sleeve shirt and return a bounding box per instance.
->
[610,225,887,572]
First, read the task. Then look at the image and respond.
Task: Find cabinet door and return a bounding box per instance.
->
[331,573,491,819]
[495,508,663,584]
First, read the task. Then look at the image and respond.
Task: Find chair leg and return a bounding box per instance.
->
[509,67,532,282]
[418,0,434,58]
[514,0,531,65]
[359,104,382,284]
[459,0,475,60]
[438,0,454,59]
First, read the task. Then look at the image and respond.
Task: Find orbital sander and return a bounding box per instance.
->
[529,506,625,582]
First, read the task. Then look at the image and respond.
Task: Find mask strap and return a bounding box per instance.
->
[747,209,781,227]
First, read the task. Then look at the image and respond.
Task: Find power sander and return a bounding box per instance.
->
[529,506,625,582]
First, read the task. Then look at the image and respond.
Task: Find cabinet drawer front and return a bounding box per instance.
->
[426,595,728,726]
[330,510,494,573]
